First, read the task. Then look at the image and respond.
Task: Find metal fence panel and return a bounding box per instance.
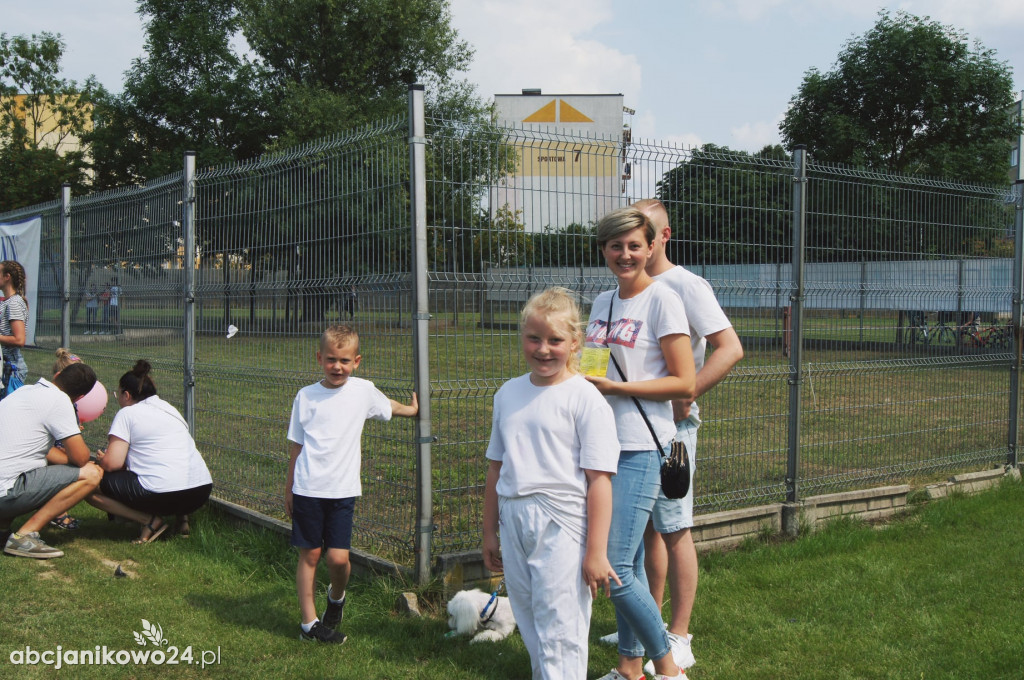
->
[2,88,1019,572]
[190,120,418,561]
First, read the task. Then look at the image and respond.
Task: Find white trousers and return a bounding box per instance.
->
[499,495,592,680]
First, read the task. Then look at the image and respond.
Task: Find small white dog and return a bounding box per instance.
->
[446,588,517,643]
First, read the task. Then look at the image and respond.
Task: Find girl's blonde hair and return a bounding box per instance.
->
[52,347,82,375]
[519,287,583,374]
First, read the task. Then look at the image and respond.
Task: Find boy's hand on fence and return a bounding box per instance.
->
[390,393,419,418]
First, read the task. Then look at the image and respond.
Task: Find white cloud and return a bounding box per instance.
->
[662,133,704,150]
[730,115,784,152]
[899,0,1024,30]
[702,0,789,22]
[450,0,641,102]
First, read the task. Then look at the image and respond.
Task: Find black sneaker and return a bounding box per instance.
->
[299,621,346,644]
[322,592,346,631]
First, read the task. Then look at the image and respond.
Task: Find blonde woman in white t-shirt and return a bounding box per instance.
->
[87,360,212,543]
[585,207,695,680]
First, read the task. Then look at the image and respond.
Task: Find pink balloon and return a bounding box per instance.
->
[75,380,108,423]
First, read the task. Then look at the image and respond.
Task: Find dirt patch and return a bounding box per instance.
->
[34,562,74,583]
[77,545,141,579]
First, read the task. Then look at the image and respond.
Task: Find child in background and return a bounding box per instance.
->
[1,260,29,383]
[84,286,99,334]
[286,324,418,643]
[483,287,621,680]
[48,348,85,530]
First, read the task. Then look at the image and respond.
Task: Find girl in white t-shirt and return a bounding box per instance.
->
[484,287,621,680]
[87,360,212,543]
[585,207,695,680]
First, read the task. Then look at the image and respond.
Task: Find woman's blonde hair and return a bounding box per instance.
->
[519,287,583,374]
[595,206,656,248]
[52,347,82,375]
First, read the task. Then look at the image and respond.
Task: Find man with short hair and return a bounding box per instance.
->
[634,199,744,673]
[0,363,103,559]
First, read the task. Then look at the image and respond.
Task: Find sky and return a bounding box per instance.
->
[4,0,1023,153]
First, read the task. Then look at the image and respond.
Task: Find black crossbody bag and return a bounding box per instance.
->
[606,294,691,499]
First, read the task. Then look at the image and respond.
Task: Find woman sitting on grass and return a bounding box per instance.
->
[87,360,212,543]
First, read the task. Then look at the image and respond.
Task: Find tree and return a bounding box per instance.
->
[780,10,1020,185]
[530,223,601,267]
[656,143,792,265]
[237,0,474,147]
[472,205,533,269]
[87,0,270,187]
[0,32,96,211]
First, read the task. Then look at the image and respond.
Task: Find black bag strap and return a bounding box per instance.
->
[607,294,667,460]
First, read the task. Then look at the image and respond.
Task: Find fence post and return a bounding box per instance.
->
[1009,180,1024,469]
[409,83,434,584]
[61,184,71,348]
[182,151,197,436]
[786,146,808,503]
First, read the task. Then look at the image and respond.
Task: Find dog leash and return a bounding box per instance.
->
[479,578,505,625]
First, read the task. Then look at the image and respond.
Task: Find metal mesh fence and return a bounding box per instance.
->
[3,88,1020,575]
[190,119,418,559]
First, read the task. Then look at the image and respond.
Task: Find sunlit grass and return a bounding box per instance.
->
[2,480,1021,678]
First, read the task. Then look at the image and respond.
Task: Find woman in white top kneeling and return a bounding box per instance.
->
[87,360,213,543]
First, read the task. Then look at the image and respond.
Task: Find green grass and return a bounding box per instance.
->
[23,303,1018,563]
[2,479,1021,678]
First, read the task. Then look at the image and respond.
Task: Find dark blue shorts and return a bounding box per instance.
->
[290,494,355,550]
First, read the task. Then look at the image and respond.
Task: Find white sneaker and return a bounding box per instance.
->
[596,669,640,680]
[600,620,668,647]
[644,632,695,676]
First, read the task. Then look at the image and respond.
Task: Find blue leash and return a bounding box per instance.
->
[479,578,505,624]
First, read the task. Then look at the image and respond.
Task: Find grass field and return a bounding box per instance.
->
[1,478,1021,679]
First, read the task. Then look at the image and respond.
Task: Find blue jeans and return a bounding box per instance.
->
[2,347,27,382]
[608,449,671,661]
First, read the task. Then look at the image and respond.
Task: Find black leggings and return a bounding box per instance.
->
[100,470,211,517]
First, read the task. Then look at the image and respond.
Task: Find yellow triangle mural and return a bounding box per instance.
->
[523,100,557,122]
[559,100,593,123]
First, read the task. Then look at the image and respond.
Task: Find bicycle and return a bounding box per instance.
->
[905,311,958,347]
[930,315,959,347]
[964,323,1014,350]
[905,310,930,345]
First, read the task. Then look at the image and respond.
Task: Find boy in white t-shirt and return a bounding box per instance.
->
[634,198,744,675]
[285,325,418,644]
